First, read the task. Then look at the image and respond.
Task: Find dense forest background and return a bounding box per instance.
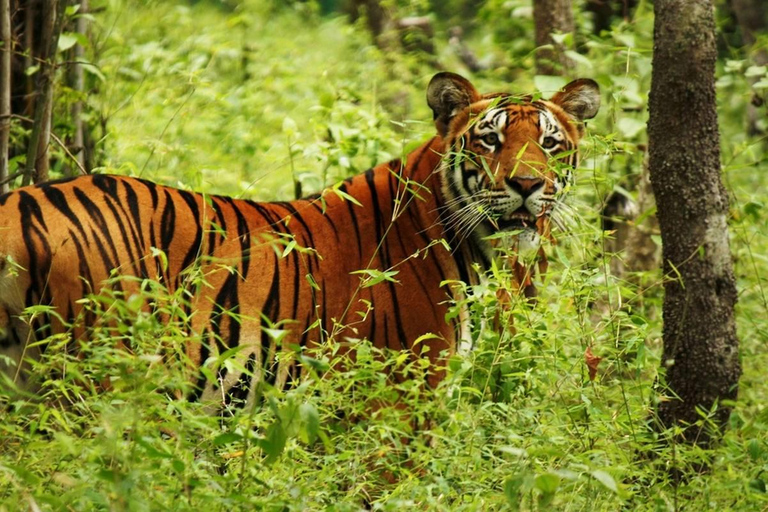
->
[1,0,768,509]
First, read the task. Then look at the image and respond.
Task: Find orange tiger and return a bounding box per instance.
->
[0,72,599,404]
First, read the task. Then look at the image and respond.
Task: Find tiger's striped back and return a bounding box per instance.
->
[0,138,466,402]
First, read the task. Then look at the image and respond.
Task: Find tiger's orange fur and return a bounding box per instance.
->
[0,72,599,405]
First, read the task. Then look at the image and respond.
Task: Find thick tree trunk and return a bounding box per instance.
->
[0,0,10,194]
[23,0,66,185]
[532,0,574,76]
[648,0,740,443]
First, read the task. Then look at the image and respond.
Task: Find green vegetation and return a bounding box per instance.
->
[1,0,768,509]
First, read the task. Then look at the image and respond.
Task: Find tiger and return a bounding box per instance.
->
[0,72,599,405]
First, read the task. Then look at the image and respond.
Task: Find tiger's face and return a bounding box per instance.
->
[427,73,600,259]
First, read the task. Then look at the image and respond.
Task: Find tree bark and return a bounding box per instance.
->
[0,0,10,194]
[532,0,574,76]
[648,0,740,444]
[69,0,88,176]
[23,0,66,185]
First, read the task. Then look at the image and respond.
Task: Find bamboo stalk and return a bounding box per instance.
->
[69,0,87,175]
[23,0,66,185]
[0,0,10,193]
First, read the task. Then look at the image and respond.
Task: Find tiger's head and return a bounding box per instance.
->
[427,72,600,261]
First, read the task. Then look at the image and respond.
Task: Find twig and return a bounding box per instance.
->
[50,132,88,176]
[0,169,23,187]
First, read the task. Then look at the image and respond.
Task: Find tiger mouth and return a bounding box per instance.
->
[496,208,537,231]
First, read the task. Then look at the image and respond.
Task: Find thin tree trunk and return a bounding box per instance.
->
[648,0,740,444]
[23,0,36,118]
[585,0,639,34]
[532,0,574,76]
[624,163,660,273]
[348,0,392,50]
[23,0,66,185]
[731,0,768,135]
[69,0,87,175]
[0,0,10,194]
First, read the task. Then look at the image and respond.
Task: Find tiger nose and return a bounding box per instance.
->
[505,176,545,198]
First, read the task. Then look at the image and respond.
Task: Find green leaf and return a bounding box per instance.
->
[590,469,618,493]
[262,328,289,345]
[97,469,118,483]
[505,472,535,506]
[135,437,174,459]
[305,273,321,291]
[332,185,363,206]
[749,478,767,493]
[617,117,645,139]
[534,75,567,95]
[613,33,635,48]
[212,432,242,446]
[351,269,400,288]
[724,59,744,73]
[297,354,329,373]
[745,65,767,78]
[58,33,79,52]
[744,201,764,218]
[172,459,185,473]
[748,439,764,461]
[535,472,561,494]
[282,116,298,137]
[564,50,593,69]
[2,464,41,486]
[83,61,106,82]
[550,32,571,46]
[260,421,287,465]
[299,402,320,444]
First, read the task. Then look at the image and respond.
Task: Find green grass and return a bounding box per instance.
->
[2,0,768,510]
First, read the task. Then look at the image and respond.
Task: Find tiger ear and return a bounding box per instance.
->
[549,79,601,121]
[427,72,481,138]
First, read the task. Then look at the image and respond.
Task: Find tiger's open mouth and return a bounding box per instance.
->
[496,208,537,231]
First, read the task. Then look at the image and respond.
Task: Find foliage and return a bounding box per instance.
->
[1,0,768,510]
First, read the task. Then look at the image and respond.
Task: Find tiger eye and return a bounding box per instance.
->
[542,136,557,149]
[482,133,499,145]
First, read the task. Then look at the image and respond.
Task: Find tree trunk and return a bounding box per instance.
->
[730,0,768,135]
[648,0,740,444]
[731,0,767,45]
[0,0,10,194]
[23,0,66,185]
[585,0,639,35]
[532,0,574,76]
[624,162,660,274]
[348,0,391,49]
[69,0,88,176]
